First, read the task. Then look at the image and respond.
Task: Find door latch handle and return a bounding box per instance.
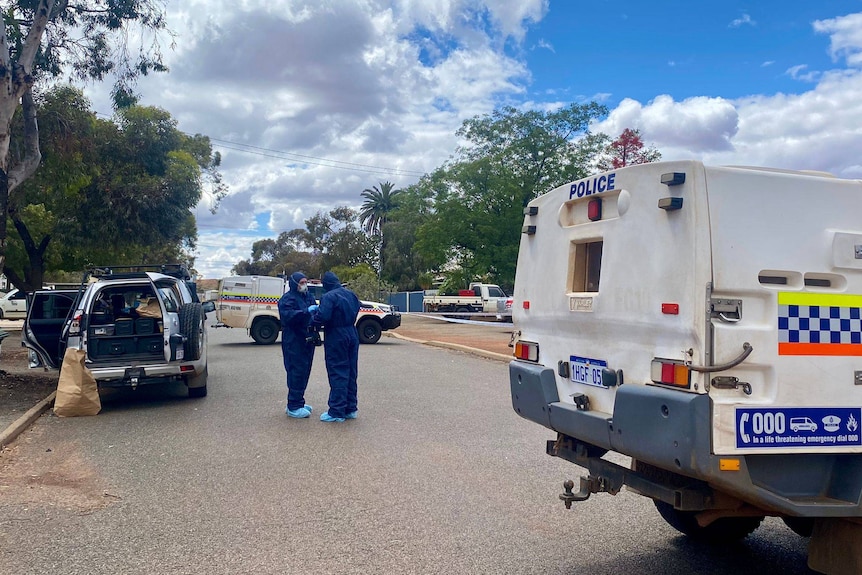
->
[711,376,752,395]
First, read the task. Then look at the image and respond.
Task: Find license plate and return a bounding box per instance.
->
[570,356,607,388]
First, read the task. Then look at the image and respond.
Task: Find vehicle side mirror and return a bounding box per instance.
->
[202,301,216,314]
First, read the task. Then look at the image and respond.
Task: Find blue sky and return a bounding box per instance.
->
[88,1,862,278]
[525,1,855,104]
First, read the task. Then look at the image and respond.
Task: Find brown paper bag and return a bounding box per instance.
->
[54,348,101,417]
[135,297,162,319]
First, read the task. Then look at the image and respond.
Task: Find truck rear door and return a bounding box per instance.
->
[515,160,711,416]
[218,278,253,328]
[707,167,862,454]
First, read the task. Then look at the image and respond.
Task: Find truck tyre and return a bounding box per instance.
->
[187,366,208,398]
[632,460,764,542]
[251,317,279,345]
[653,500,764,542]
[0,309,4,319]
[357,318,382,344]
[179,302,203,361]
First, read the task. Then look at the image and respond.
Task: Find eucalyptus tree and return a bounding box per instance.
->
[0,0,171,275]
[6,88,224,291]
[415,102,610,289]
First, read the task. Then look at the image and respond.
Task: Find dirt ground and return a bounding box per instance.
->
[388,313,515,357]
[0,330,58,431]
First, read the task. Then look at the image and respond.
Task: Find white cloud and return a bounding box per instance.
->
[786,64,820,82]
[729,13,755,28]
[814,12,862,67]
[114,0,545,278]
[594,95,739,152]
[599,67,862,179]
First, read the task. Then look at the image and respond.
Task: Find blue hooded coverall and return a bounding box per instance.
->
[313,271,360,418]
[277,272,317,411]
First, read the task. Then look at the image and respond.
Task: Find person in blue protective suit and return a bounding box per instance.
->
[277,272,319,418]
[312,271,361,422]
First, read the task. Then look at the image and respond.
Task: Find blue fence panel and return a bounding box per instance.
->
[388,291,425,312]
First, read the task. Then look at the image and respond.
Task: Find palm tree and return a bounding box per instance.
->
[359,181,402,280]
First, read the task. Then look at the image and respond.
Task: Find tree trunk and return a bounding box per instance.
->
[0,169,7,279]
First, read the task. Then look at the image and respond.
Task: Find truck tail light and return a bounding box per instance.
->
[514,340,539,362]
[650,358,691,389]
[68,310,83,335]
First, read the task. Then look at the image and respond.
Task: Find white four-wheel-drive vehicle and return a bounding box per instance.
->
[0,288,28,319]
[22,265,214,398]
[509,161,862,573]
[215,275,401,345]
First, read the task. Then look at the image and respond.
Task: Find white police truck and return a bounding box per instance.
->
[509,161,862,573]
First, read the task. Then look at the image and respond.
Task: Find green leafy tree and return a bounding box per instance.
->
[0,0,171,276]
[233,207,376,280]
[415,103,609,289]
[6,88,224,291]
[379,182,437,289]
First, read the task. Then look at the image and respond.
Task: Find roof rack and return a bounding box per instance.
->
[88,264,193,281]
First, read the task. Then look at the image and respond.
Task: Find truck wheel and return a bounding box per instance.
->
[179,302,203,361]
[653,500,764,542]
[251,317,279,345]
[357,318,382,344]
[187,366,208,398]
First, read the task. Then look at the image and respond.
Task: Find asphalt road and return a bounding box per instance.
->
[0,326,814,574]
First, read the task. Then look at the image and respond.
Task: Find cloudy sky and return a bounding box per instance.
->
[84,0,862,278]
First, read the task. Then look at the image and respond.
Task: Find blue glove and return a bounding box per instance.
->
[307,304,319,313]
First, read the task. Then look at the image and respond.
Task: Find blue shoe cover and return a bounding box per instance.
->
[287,406,312,418]
[345,411,358,419]
[320,411,345,422]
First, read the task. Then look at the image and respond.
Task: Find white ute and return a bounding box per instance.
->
[215,275,401,345]
[509,161,862,572]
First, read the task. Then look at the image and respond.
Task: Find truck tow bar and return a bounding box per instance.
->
[559,475,619,508]
[560,478,593,508]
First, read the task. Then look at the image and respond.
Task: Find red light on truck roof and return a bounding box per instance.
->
[587,198,602,221]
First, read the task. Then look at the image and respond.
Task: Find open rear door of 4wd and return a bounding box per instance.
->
[22,290,79,368]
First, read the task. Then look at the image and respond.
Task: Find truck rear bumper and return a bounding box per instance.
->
[510,360,862,518]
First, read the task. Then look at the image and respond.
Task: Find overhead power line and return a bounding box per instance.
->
[94,110,427,178]
[209,138,427,178]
